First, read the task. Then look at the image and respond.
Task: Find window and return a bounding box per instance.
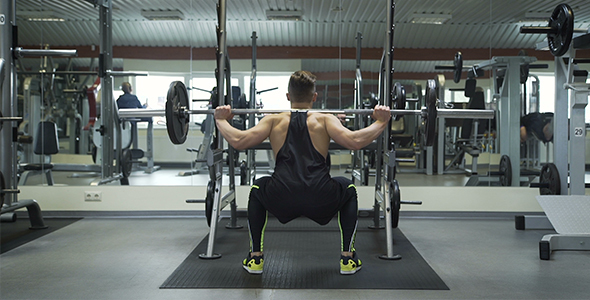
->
[244,74,291,110]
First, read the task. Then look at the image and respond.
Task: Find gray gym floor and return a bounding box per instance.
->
[2,215,590,299]
[7,166,590,299]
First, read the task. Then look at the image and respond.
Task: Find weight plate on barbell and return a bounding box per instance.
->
[548,3,574,57]
[240,161,247,186]
[165,81,190,145]
[390,180,401,228]
[499,155,512,186]
[539,163,560,195]
[0,110,3,132]
[121,148,133,178]
[392,82,406,121]
[454,52,463,83]
[423,87,437,147]
[415,84,423,107]
[205,181,215,227]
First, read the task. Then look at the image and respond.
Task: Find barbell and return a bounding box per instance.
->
[118,81,495,147]
[519,3,587,57]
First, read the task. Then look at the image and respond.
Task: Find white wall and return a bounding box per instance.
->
[18,185,544,213]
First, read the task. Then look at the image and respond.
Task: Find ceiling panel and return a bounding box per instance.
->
[12,0,590,74]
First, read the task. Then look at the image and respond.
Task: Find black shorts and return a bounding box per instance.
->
[249,176,357,225]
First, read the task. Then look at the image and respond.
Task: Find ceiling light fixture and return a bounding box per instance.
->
[410,13,452,25]
[17,10,64,22]
[140,9,185,21]
[266,10,302,21]
[518,12,550,23]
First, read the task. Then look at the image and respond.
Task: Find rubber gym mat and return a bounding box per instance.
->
[161,217,449,290]
[0,217,81,254]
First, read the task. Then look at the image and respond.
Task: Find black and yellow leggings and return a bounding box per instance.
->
[247,178,359,253]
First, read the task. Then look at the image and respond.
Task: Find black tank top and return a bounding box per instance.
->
[256,111,349,219]
[264,111,340,202]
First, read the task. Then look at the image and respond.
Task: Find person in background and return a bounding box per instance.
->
[520,112,553,143]
[116,82,145,109]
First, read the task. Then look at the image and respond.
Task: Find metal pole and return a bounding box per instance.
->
[247,31,257,185]
[381,0,396,259]
[553,56,570,194]
[201,0,227,259]
[99,0,115,179]
[1,0,15,206]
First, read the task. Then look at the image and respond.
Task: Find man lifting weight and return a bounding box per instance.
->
[214,70,391,275]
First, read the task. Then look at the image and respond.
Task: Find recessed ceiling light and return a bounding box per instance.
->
[410,13,452,25]
[141,9,185,21]
[266,10,302,21]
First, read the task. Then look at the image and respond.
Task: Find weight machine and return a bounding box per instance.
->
[512,3,590,260]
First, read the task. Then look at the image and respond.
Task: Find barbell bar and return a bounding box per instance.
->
[118,107,494,119]
[0,111,23,131]
[118,80,494,146]
[519,3,576,57]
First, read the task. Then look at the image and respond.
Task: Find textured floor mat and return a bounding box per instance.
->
[1,217,81,254]
[161,218,448,290]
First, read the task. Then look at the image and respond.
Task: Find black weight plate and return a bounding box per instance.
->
[165,81,190,145]
[453,52,463,83]
[427,78,437,93]
[363,164,370,186]
[1,171,6,207]
[416,84,423,107]
[390,180,401,228]
[206,181,215,227]
[121,148,133,178]
[499,155,512,186]
[240,161,247,186]
[0,110,3,132]
[539,163,560,195]
[548,4,574,57]
[423,87,437,147]
[392,82,406,121]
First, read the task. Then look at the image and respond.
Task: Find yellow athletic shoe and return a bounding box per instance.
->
[340,252,362,275]
[243,253,264,274]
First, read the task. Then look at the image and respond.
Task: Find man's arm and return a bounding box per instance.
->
[214,105,273,150]
[325,105,391,150]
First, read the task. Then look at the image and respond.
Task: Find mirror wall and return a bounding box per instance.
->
[14,0,586,187]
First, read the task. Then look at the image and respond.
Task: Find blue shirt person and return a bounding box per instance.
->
[116,82,144,109]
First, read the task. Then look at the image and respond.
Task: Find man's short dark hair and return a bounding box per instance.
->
[121,82,132,94]
[288,71,316,103]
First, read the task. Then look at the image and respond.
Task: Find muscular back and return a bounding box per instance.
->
[268,112,332,159]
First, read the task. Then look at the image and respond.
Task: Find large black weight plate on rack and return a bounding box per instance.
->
[165,81,190,145]
[392,82,406,121]
[121,148,133,178]
[453,52,463,83]
[205,181,215,226]
[423,86,437,147]
[499,155,512,186]
[390,180,401,228]
[548,4,574,57]
[539,163,560,195]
